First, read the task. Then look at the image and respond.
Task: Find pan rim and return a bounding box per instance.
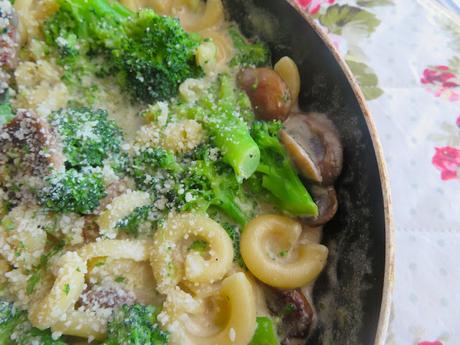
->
[282,1,395,344]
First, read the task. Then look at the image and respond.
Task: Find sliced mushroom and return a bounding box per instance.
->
[303,185,338,226]
[237,67,292,121]
[280,112,343,185]
[265,287,314,343]
[1,6,20,93]
[78,283,136,311]
[0,110,64,174]
[0,110,65,201]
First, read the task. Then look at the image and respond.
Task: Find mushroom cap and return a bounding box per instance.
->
[281,112,343,185]
[237,67,292,121]
[265,287,314,342]
[303,185,338,227]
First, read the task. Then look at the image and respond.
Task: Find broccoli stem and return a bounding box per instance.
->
[194,75,260,181]
[212,190,248,226]
[207,108,260,181]
[249,316,280,345]
[257,163,317,216]
[251,121,318,217]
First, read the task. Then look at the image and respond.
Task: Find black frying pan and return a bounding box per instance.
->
[223,1,394,344]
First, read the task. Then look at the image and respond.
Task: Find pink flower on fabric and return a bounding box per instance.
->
[296,0,335,15]
[456,115,460,128]
[421,65,460,102]
[418,342,444,345]
[432,146,460,181]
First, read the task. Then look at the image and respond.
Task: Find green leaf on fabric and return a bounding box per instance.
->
[356,0,394,7]
[449,57,460,74]
[346,59,383,100]
[319,4,380,36]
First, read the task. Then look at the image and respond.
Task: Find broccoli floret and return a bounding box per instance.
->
[103,304,168,345]
[228,25,271,67]
[49,107,123,168]
[0,299,67,345]
[0,300,22,344]
[43,0,131,57]
[188,239,209,253]
[43,0,203,103]
[249,316,280,345]
[38,168,106,214]
[181,145,249,226]
[0,90,15,126]
[167,74,260,180]
[117,10,203,103]
[131,147,182,193]
[222,223,244,267]
[26,241,65,296]
[250,121,318,217]
[115,205,153,237]
[15,326,68,345]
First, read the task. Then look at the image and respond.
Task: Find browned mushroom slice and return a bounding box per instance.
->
[303,185,338,226]
[79,283,136,311]
[237,67,292,121]
[280,112,343,185]
[0,110,64,200]
[265,287,315,342]
[0,5,20,92]
[0,110,64,174]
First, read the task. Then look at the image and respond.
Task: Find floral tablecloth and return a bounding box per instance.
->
[293,1,460,344]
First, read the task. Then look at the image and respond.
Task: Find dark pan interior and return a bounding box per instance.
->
[224,1,387,344]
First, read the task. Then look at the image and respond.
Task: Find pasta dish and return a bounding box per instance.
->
[0,0,343,344]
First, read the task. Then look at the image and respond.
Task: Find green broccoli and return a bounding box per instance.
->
[117,10,203,103]
[0,299,22,344]
[0,299,67,345]
[49,107,123,168]
[38,168,106,214]
[181,145,249,226]
[228,25,271,67]
[115,205,153,237]
[250,121,318,217]
[249,316,280,345]
[43,0,203,103]
[131,147,182,193]
[166,74,260,180]
[0,91,15,126]
[222,223,244,267]
[26,241,65,296]
[103,304,168,345]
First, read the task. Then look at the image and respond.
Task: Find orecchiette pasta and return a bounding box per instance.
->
[180,0,224,32]
[274,56,301,107]
[199,30,234,69]
[97,190,150,239]
[28,251,86,329]
[87,258,162,305]
[34,240,155,339]
[151,213,234,293]
[51,309,108,340]
[0,205,47,270]
[13,0,33,44]
[162,272,257,345]
[162,119,205,153]
[195,41,218,74]
[142,0,172,14]
[2,1,337,344]
[240,214,328,289]
[119,0,140,11]
[78,239,153,262]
